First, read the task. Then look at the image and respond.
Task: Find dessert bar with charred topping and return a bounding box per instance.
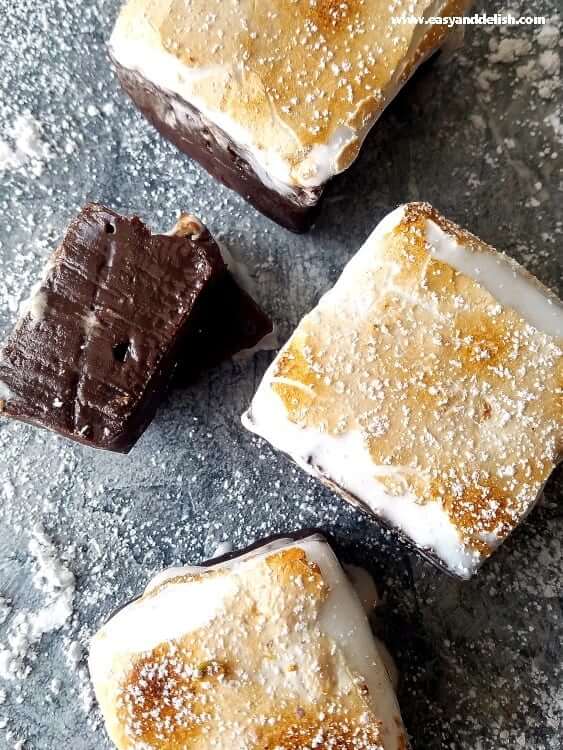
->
[89,532,408,750]
[243,203,563,578]
[109,0,472,231]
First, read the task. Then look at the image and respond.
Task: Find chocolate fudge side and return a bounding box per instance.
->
[0,204,227,452]
[111,65,323,233]
[163,212,274,383]
[178,270,274,382]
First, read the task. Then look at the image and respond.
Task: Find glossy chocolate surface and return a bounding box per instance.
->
[0,204,271,451]
[178,271,273,383]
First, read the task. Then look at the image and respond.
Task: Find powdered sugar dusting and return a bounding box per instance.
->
[0,527,74,683]
[0,114,52,176]
[0,0,560,748]
[483,12,561,104]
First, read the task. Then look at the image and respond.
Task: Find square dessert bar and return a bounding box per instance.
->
[243,204,563,578]
[89,533,408,750]
[0,205,271,452]
[109,0,471,232]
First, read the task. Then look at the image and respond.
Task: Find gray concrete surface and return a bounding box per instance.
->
[0,1,560,748]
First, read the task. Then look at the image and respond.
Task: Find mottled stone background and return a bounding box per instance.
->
[0,1,560,748]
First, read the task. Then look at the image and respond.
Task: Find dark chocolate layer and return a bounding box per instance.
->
[199,529,327,568]
[178,270,273,383]
[0,204,270,452]
[111,61,323,233]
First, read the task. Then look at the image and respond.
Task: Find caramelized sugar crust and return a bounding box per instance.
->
[259,706,384,750]
[115,0,469,182]
[272,204,562,555]
[102,548,395,749]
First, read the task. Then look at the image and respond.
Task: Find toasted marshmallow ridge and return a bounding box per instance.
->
[110,0,471,193]
[89,534,407,749]
[243,203,563,578]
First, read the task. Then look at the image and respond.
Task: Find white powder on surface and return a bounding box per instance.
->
[0,599,11,626]
[515,59,539,81]
[484,15,560,101]
[49,678,61,696]
[538,50,560,77]
[11,116,51,162]
[28,526,75,604]
[469,113,486,130]
[65,639,82,668]
[536,23,559,49]
[545,112,562,140]
[476,11,561,146]
[475,67,501,90]
[488,38,532,64]
[210,541,233,558]
[0,114,52,175]
[0,527,75,682]
[77,666,95,715]
[2,481,15,502]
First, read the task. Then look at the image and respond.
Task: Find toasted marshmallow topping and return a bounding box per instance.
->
[110,0,471,191]
[243,204,563,578]
[89,535,407,749]
[168,212,206,240]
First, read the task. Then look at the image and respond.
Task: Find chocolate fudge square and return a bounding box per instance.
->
[109,0,472,232]
[0,204,271,452]
[243,203,563,578]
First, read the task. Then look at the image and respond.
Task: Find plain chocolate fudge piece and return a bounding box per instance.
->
[109,0,471,232]
[0,204,271,452]
[168,214,274,383]
[89,532,408,750]
[243,203,563,578]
